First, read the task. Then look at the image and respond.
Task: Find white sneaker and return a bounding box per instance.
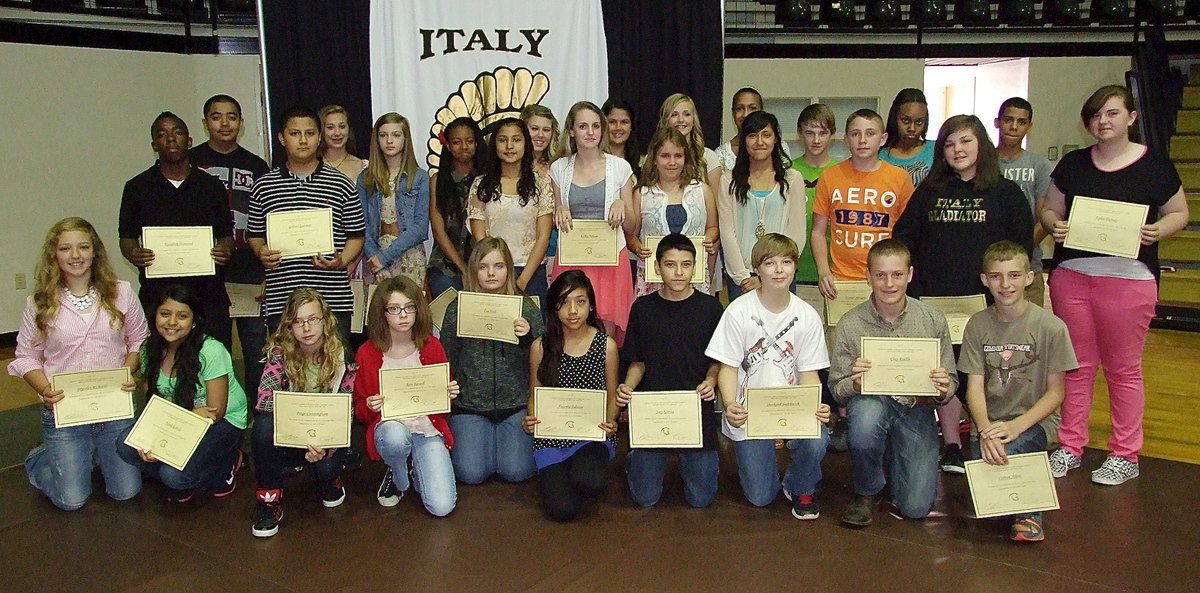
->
[1048,449,1082,478]
[1091,456,1139,485]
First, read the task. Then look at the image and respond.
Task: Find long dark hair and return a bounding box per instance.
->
[729,110,790,205]
[434,117,486,222]
[537,270,599,387]
[884,88,929,149]
[922,114,1002,192]
[602,98,643,179]
[476,118,538,206]
[144,284,207,411]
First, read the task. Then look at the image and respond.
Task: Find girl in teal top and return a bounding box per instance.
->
[118,284,247,503]
[880,88,936,187]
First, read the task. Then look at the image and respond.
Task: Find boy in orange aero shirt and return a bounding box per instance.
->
[811,109,914,300]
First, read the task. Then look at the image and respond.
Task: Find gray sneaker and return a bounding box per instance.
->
[841,494,880,526]
[1091,456,1139,485]
[1048,449,1082,478]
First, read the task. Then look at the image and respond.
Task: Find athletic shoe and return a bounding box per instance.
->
[166,488,194,504]
[1091,456,1139,486]
[1048,448,1082,478]
[376,468,402,507]
[791,494,820,520]
[940,444,966,474]
[319,477,347,508]
[252,489,283,538]
[841,494,880,526]
[827,417,849,453]
[1010,516,1046,542]
[210,449,245,498]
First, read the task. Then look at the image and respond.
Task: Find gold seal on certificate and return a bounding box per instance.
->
[429,287,459,330]
[1063,196,1149,259]
[744,385,822,439]
[965,452,1061,518]
[628,391,702,448]
[533,387,607,441]
[51,368,134,429]
[267,208,335,258]
[920,294,987,344]
[226,283,263,318]
[272,391,352,449]
[825,281,872,326]
[643,235,706,283]
[860,337,940,396]
[456,291,523,344]
[380,363,451,420]
[142,226,215,278]
[123,395,213,471]
[557,220,619,266]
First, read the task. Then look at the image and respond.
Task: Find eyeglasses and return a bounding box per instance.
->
[291,316,325,328]
[385,304,418,316]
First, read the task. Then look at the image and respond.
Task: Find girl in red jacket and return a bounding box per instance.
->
[355,275,460,516]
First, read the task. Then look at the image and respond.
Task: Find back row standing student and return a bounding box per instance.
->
[248,106,365,353]
[119,112,233,348]
[994,97,1053,307]
[318,104,367,182]
[358,112,430,287]
[190,94,271,398]
[714,87,791,175]
[660,93,723,193]
[879,88,935,187]
[428,117,486,296]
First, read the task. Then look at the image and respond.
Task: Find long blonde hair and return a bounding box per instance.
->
[658,93,707,166]
[265,288,344,393]
[520,104,560,166]
[33,217,124,343]
[463,237,521,296]
[637,126,703,192]
[556,101,608,158]
[363,112,418,196]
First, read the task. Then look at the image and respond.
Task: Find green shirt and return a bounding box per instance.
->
[789,155,839,283]
[143,337,250,429]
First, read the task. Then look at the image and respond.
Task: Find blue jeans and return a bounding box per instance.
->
[732,427,829,507]
[236,316,267,405]
[724,272,798,303]
[375,420,457,516]
[427,268,463,300]
[847,396,940,518]
[251,413,345,491]
[625,448,719,508]
[969,424,1048,522]
[117,418,243,491]
[516,264,548,312]
[447,411,535,484]
[26,410,141,510]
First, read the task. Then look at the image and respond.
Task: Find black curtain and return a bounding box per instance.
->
[260,0,373,164]
[601,0,724,149]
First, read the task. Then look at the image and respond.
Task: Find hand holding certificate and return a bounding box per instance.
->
[965,452,1060,518]
[533,387,607,441]
[628,391,702,448]
[123,395,213,471]
[825,281,872,326]
[643,235,706,283]
[558,220,619,266]
[267,208,335,259]
[272,391,352,449]
[860,337,940,396]
[744,385,822,439]
[920,294,987,344]
[1063,196,1149,259]
[457,291,523,344]
[51,368,135,428]
[379,363,451,420]
[142,226,216,278]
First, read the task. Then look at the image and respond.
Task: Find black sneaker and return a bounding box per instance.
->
[252,489,283,537]
[319,477,346,508]
[940,444,966,474]
[166,488,195,504]
[210,449,244,498]
[376,468,402,507]
[841,493,880,526]
[791,494,821,520]
[827,416,849,453]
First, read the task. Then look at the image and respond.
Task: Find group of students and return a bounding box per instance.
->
[9,82,1188,544]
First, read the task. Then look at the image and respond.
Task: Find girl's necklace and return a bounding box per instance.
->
[64,285,97,311]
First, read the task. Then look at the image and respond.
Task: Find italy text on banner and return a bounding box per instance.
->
[370,0,608,174]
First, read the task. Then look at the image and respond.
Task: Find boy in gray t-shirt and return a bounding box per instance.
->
[995,98,1052,306]
[960,241,1077,542]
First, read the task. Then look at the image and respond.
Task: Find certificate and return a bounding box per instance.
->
[557,220,619,266]
[267,208,335,258]
[51,368,134,428]
[1063,196,1149,259]
[860,337,940,396]
[744,385,821,439]
[226,283,263,318]
[965,451,1061,518]
[643,235,706,283]
[921,294,987,344]
[349,279,365,333]
[142,226,214,278]
[122,395,212,471]
[825,281,872,326]
[429,287,458,330]
[379,363,451,420]
[456,291,523,344]
[628,391,702,448]
[533,387,607,441]
[364,283,378,326]
[272,391,352,449]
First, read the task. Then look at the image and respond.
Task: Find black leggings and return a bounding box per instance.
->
[538,442,609,522]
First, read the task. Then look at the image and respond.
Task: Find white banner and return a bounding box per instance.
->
[370,0,609,174]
